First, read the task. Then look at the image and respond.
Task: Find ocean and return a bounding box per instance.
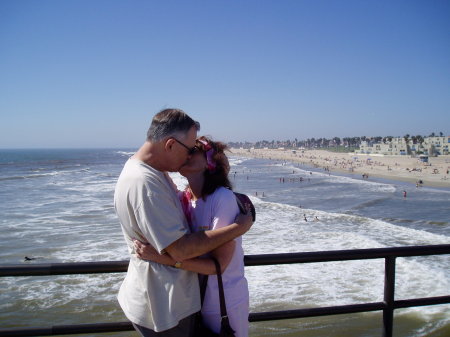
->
[0,149,449,337]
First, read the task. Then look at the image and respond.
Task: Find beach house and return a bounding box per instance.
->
[421,136,450,156]
[357,136,450,156]
[357,137,410,156]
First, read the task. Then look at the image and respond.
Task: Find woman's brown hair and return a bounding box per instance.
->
[196,136,233,198]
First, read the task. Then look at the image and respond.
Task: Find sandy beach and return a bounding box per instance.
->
[230,148,450,188]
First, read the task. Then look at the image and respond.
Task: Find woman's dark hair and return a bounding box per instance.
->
[197,136,233,198]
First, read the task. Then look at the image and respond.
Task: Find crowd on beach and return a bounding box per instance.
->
[230,148,450,188]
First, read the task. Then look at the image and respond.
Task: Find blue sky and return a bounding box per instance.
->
[1,0,449,148]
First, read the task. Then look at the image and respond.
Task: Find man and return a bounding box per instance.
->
[114,108,253,336]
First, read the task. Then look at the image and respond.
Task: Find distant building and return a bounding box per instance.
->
[422,136,450,156]
[358,137,410,156]
[357,136,450,156]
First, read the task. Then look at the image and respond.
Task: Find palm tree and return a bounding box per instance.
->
[333,137,341,146]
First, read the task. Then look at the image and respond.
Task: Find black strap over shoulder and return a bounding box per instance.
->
[199,257,235,336]
[200,273,208,305]
[234,192,256,221]
[212,257,227,318]
[200,257,227,317]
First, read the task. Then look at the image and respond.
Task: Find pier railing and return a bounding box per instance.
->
[1,244,449,337]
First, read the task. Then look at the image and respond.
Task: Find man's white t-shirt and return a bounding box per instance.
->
[114,159,200,332]
[188,186,249,313]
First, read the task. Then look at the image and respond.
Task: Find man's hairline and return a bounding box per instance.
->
[152,127,197,143]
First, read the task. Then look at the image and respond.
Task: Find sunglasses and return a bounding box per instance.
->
[172,138,199,155]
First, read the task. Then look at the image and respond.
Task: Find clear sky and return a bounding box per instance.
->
[1,0,449,148]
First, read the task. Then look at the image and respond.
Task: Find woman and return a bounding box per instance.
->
[135,136,250,337]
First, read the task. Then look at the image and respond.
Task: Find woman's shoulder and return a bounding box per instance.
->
[212,186,235,200]
[207,187,240,222]
[205,187,236,208]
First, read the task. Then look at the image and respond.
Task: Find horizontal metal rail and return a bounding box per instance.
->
[1,244,449,337]
[0,322,133,337]
[0,260,129,277]
[2,244,449,277]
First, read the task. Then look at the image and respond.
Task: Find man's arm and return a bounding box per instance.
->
[164,211,252,262]
[135,239,236,275]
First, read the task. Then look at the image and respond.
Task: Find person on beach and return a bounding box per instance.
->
[135,136,251,337]
[114,109,253,337]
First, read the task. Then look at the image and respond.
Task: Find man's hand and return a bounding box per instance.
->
[134,240,175,265]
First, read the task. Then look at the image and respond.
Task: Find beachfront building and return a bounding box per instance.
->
[357,136,450,156]
[421,136,450,156]
[358,138,410,156]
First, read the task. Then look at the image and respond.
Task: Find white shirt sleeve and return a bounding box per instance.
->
[135,178,188,253]
[209,188,240,230]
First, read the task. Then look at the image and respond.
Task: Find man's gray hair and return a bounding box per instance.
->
[147,109,200,142]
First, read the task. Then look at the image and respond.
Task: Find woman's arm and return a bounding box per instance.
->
[134,240,235,275]
[163,211,251,262]
[209,240,235,273]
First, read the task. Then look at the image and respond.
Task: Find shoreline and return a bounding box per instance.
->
[230,148,450,188]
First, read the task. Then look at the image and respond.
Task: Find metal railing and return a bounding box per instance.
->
[1,244,449,337]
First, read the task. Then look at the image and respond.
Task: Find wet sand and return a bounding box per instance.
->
[230,148,450,188]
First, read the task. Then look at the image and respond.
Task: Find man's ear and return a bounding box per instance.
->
[164,138,175,152]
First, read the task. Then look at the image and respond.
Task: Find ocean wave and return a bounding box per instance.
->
[229,157,245,166]
[0,172,60,181]
[289,164,398,193]
[349,196,393,211]
[244,198,449,316]
[116,151,135,157]
[168,172,188,190]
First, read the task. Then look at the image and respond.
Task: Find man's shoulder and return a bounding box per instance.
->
[116,160,168,197]
[120,159,163,181]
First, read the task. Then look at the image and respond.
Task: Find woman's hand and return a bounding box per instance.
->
[235,203,254,233]
[134,240,175,265]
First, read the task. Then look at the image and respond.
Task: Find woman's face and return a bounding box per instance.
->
[179,149,207,177]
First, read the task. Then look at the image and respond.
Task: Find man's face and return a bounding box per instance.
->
[171,126,198,171]
[179,147,207,177]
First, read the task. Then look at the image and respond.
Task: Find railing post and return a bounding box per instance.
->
[383,256,396,337]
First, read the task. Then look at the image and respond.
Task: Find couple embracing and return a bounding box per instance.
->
[114,109,255,337]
